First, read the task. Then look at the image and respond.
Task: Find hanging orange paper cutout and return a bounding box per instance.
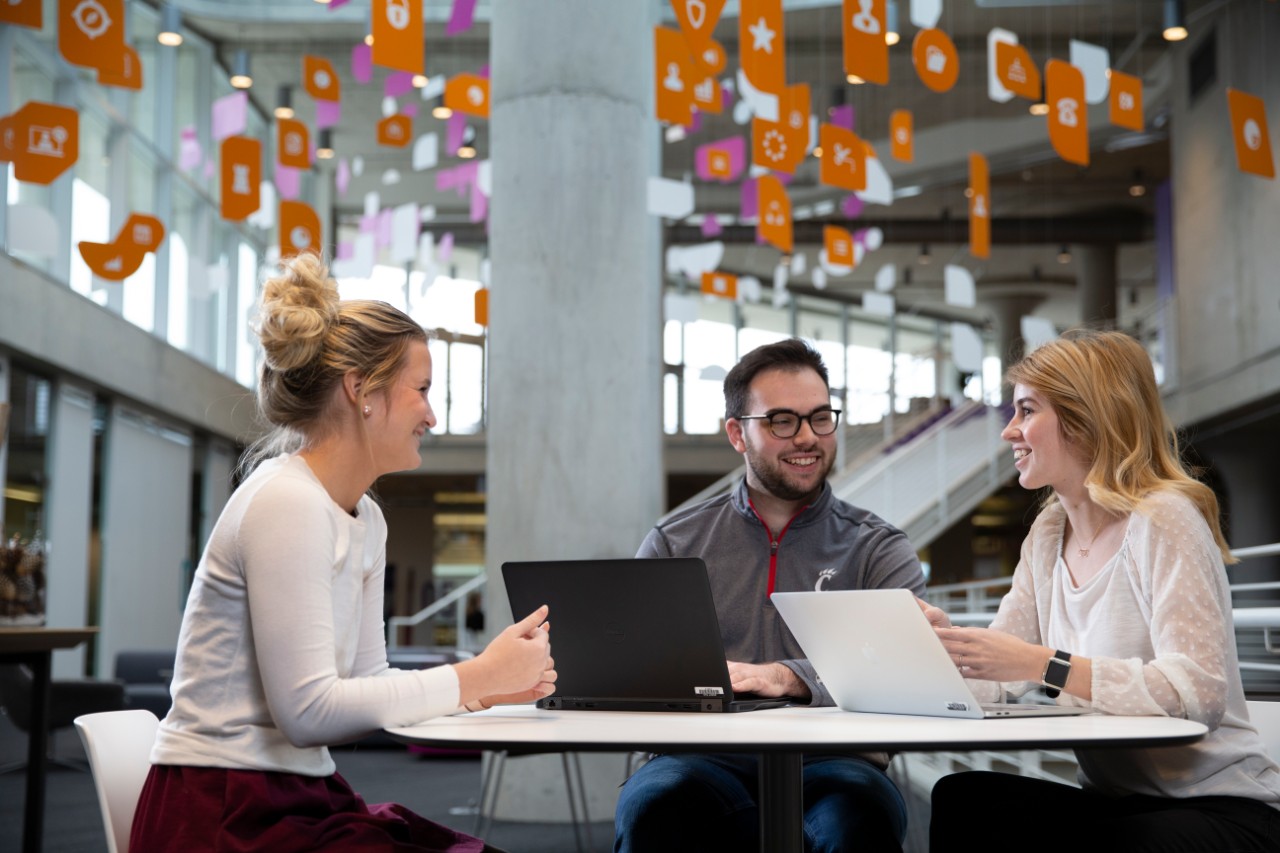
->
[655,26,695,126]
[757,174,792,254]
[692,77,723,115]
[0,0,43,29]
[782,83,811,152]
[303,56,341,102]
[58,0,126,75]
[371,0,424,75]
[1045,60,1088,167]
[277,118,311,169]
[673,0,726,58]
[220,136,261,221]
[753,117,802,174]
[0,102,79,185]
[995,41,1040,101]
[890,109,913,162]
[78,213,166,281]
[706,145,734,179]
[444,74,491,119]
[474,288,489,327]
[818,124,866,192]
[1227,89,1275,179]
[701,271,738,300]
[279,201,322,258]
[824,226,856,268]
[97,43,142,90]
[969,152,991,260]
[377,115,412,147]
[740,0,785,96]
[913,29,959,93]
[1109,70,1143,132]
[690,38,727,78]
[841,0,888,86]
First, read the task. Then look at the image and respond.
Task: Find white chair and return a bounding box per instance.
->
[73,709,160,853]
[1246,699,1280,759]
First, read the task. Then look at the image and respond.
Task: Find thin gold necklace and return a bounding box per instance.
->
[1075,519,1104,557]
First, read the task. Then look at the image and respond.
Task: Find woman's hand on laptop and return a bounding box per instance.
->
[916,597,953,630]
[727,661,811,701]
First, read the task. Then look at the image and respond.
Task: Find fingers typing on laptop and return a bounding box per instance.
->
[726,660,811,701]
[934,624,1087,689]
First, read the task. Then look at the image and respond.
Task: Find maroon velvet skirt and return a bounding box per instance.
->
[131,764,497,853]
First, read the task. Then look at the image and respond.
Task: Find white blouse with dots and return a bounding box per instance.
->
[975,489,1280,805]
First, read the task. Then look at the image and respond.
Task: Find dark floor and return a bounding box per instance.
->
[0,719,930,852]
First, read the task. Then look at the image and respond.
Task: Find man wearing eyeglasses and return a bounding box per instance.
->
[615,338,925,853]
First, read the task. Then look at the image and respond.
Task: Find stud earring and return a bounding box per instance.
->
[363,405,371,417]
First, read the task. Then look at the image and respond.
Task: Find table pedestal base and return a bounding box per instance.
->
[759,752,803,853]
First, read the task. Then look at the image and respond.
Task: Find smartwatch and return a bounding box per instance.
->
[1042,650,1072,699]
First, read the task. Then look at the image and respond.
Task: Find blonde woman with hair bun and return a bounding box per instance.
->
[924,330,1280,852]
[132,254,554,853]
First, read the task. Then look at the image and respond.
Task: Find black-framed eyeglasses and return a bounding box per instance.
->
[734,409,842,438]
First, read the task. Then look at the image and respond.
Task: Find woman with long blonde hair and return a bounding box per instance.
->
[131,255,555,852]
[925,330,1280,852]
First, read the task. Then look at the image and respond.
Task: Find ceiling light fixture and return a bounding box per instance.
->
[412,74,429,88]
[885,0,900,46]
[364,34,374,46]
[1163,0,1188,41]
[918,243,932,265]
[1129,169,1147,197]
[317,129,335,159]
[230,50,252,89]
[1057,245,1072,264]
[157,3,183,46]
[274,86,294,120]
[812,146,823,158]
[846,73,865,85]
[432,102,453,119]
[457,144,477,159]
[1029,102,1050,116]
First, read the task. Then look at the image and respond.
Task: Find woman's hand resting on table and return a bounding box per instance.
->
[454,605,557,710]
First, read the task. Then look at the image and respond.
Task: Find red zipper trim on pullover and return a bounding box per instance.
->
[747,498,811,597]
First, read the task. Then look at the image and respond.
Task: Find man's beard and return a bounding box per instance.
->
[742,437,835,502]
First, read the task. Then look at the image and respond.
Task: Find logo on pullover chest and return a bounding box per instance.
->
[814,568,838,590]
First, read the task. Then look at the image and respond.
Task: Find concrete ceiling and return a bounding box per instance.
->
[170,0,1229,330]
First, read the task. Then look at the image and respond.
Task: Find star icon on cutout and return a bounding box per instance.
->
[748,16,776,54]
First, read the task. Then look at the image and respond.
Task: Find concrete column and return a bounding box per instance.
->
[484,0,662,822]
[980,292,1044,403]
[1075,243,1118,329]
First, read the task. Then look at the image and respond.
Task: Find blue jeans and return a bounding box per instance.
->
[613,753,906,853]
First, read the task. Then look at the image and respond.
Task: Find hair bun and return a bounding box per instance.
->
[257,254,340,372]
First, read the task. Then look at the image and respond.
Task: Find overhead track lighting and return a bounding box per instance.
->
[317,129,335,159]
[1057,245,1072,264]
[1163,0,1188,42]
[157,3,183,47]
[885,0,900,46]
[432,100,453,119]
[846,73,865,85]
[230,50,252,89]
[918,243,932,265]
[1129,169,1147,197]
[1029,102,1050,116]
[274,86,294,120]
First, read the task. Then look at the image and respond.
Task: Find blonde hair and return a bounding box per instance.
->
[1006,329,1236,563]
[244,254,426,471]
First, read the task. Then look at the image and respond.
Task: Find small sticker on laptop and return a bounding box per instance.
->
[946,701,970,712]
[695,686,726,696]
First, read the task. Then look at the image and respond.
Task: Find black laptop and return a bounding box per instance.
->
[502,558,791,713]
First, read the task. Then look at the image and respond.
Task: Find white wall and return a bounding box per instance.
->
[45,382,95,677]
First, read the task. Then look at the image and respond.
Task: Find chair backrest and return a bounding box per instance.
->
[1246,699,1280,760]
[74,709,160,853]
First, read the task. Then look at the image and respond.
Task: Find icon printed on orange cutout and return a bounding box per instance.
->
[377,115,413,148]
[445,74,491,118]
[994,41,1041,101]
[220,136,262,221]
[303,56,341,101]
[1045,60,1088,166]
[690,38,728,78]
[97,42,142,90]
[673,0,727,62]
[693,76,723,114]
[79,213,166,281]
[757,174,792,253]
[0,102,80,185]
[818,123,866,192]
[701,271,739,299]
[58,0,126,75]
[706,147,734,179]
[279,200,322,258]
[372,0,423,75]
[277,118,311,169]
[740,0,786,96]
[841,0,888,86]
[969,152,990,260]
[912,29,959,93]
[890,109,913,162]
[824,226,856,267]
[1227,88,1275,179]
[0,0,43,29]
[655,26,696,126]
[1107,70,1143,132]
[752,117,804,174]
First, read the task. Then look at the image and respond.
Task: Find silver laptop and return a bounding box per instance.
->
[771,588,1089,720]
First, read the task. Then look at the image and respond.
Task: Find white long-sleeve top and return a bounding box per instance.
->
[972,490,1280,805]
[151,454,461,777]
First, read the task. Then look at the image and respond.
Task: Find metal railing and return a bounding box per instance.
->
[386,573,487,651]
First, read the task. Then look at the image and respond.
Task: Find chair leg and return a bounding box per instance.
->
[475,750,507,840]
[562,752,592,853]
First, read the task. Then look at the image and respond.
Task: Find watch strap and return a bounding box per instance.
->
[1042,650,1072,698]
